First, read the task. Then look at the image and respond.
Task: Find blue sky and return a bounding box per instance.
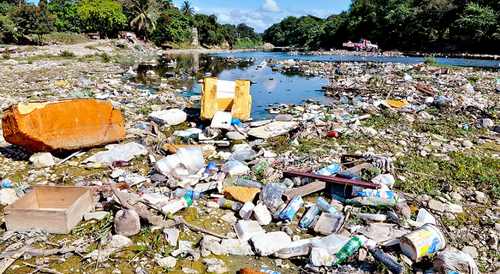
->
[28,0,352,32]
[173,0,352,32]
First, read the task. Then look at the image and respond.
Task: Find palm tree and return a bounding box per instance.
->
[181,0,194,16]
[121,0,161,38]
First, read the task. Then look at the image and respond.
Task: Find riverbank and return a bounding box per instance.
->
[0,43,498,273]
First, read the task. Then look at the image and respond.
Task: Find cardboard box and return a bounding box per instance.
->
[5,186,94,234]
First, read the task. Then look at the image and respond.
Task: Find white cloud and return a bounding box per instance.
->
[261,0,280,13]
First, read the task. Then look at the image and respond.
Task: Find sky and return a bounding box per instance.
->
[173,0,352,32]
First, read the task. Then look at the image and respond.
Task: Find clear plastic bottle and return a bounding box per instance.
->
[235,177,263,189]
[316,197,342,217]
[299,205,320,229]
[174,189,201,200]
[216,197,243,211]
[161,195,193,215]
[334,235,367,265]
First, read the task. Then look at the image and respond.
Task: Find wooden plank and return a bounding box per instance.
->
[284,181,326,202]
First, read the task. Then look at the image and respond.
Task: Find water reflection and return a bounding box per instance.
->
[136,52,330,119]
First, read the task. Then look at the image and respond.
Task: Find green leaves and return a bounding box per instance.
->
[77,0,127,37]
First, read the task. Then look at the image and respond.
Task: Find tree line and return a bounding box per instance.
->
[263,0,500,53]
[0,0,262,48]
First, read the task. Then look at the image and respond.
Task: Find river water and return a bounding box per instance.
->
[158,51,499,119]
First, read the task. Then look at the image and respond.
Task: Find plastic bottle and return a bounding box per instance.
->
[161,195,193,215]
[253,160,269,176]
[369,248,404,274]
[316,197,342,217]
[299,205,320,229]
[174,189,201,200]
[356,189,396,200]
[334,235,367,265]
[1,179,13,189]
[216,197,243,211]
[204,161,218,176]
[279,196,303,221]
[235,177,263,189]
[316,163,342,176]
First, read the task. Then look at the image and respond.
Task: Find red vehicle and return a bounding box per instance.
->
[342,39,379,52]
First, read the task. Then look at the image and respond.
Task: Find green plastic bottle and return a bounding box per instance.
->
[334,235,366,265]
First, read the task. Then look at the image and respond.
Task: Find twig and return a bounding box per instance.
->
[56,150,82,165]
[23,263,63,274]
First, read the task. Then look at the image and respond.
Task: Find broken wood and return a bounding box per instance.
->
[284,181,326,202]
[283,170,380,189]
[415,82,435,96]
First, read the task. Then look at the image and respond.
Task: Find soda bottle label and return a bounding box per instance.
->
[279,196,304,221]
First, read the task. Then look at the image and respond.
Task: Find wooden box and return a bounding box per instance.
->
[5,186,94,234]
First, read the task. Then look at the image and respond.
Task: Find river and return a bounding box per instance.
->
[155,51,499,119]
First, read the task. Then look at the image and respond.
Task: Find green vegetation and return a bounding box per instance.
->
[0,0,261,49]
[263,0,500,53]
[396,152,500,198]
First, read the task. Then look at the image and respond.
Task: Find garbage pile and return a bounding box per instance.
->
[0,53,498,274]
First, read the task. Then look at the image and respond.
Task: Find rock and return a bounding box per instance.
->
[224,186,260,203]
[461,246,478,259]
[226,131,246,140]
[2,99,125,152]
[163,228,179,247]
[203,258,228,274]
[479,118,494,128]
[450,192,463,202]
[221,212,237,225]
[114,209,141,236]
[29,152,55,168]
[0,188,18,205]
[310,247,334,267]
[84,211,110,221]
[462,140,473,148]
[201,235,226,256]
[428,199,447,212]
[251,231,292,256]
[235,220,265,241]
[274,114,294,121]
[109,235,133,249]
[220,239,254,256]
[149,109,187,126]
[253,203,272,225]
[155,255,176,268]
[474,191,487,204]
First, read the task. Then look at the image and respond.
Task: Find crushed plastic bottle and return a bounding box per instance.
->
[316,163,342,176]
[174,189,201,200]
[316,197,342,217]
[299,205,320,229]
[260,183,286,213]
[334,235,366,265]
[235,177,263,189]
[1,179,13,189]
[369,248,404,274]
[216,197,243,211]
[161,195,193,215]
[279,196,303,221]
[204,161,218,176]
